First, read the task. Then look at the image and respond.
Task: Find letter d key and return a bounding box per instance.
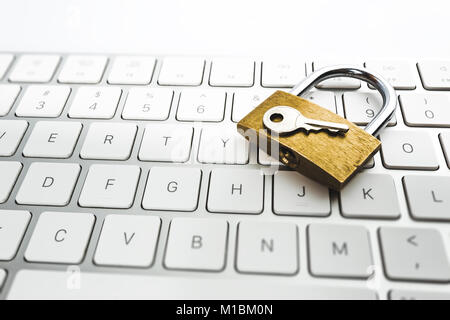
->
[237,65,397,191]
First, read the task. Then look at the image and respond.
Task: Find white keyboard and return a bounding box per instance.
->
[0,53,450,300]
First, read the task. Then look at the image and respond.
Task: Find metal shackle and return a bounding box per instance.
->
[289,65,397,136]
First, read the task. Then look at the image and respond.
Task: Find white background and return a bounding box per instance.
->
[0,0,449,58]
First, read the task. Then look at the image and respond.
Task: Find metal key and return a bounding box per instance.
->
[263,105,349,135]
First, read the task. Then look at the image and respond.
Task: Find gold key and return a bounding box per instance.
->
[237,65,397,191]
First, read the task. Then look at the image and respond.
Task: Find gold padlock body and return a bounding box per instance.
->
[237,90,381,191]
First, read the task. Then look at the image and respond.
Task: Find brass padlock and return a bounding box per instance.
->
[237,65,397,191]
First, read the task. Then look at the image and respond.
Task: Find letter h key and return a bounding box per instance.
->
[237,65,397,191]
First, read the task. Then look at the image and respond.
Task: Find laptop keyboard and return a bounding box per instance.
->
[0,53,450,299]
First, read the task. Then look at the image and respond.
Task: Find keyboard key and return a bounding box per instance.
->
[273,171,330,217]
[365,60,416,89]
[308,224,373,279]
[389,290,450,300]
[108,56,156,85]
[138,124,193,162]
[15,85,70,117]
[0,54,13,79]
[343,92,396,126]
[79,164,140,209]
[0,120,28,156]
[142,167,201,211]
[209,58,254,87]
[68,86,121,119]
[9,54,60,83]
[231,90,274,122]
[23,121,82,158]
[207,169,264,214]
[0,210,31,260]
[8,270,377,299]
[313,60,361,89]
[25,211,95,264]
[440,132,450,168]
[380,130,439,170]
[164,218,228,271]
[261,60,305,87]
[177,90,226,122]
[403,175,450,221]
[0,269,5,289]
[0,84,21,116]
[0,162,22,203]
[400,94,450,127]
[94,215,161,268]
[158,57,204,86]
[122,88,173,120]
[80,122,137,160]
[379,227,450,282]
[236,221,298,275]
[16,163,80,206]
[340,173,400,219]
[58,55,107,84]
[198,127,249,164]
[304,91,337,113]
[417,61,450,90]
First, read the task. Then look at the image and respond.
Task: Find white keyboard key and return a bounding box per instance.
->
[0,85,21,116]
[69,86,121,119]
[304,91,337,113]
[16,163,80,206]
[403,176,450,221]
[417,61,450,90]
[108,56,156,85]
[209,58,254,87]
[94,215,161,268]
[15,85,70,117]
[158,57,204,86]
[177,90,226,122]
[0,210,31,260]
[273,171,330,217]
[9,54,60,83]
[25,211,95,264]
[0,269,5,289]
[0,54,13,79]
[142,167,201,211]
[231,90,274,123]
[308,224,373,279]
[198,127,249,164]
[0,162,22,203]
[80,122,137,160]
[138,124,193,162]
[0,120,28,156]
[122,88,173,120]
[365,60,416,89]
[58,55,107,84]
[79,164,140,209]
[389,290,450,300]
[236,221,298,275]
[440,132,450,168]
[261,60,305,87]
[343,92,396,126]
[8,270,377,299]
[400,94,450,127]
[380,130,439,170]
[164,218,228,271]
[207,169,264,214]
[379,227,450,282]
[313,61,361,89]
[340,173,400,219]
[23,121,82,158]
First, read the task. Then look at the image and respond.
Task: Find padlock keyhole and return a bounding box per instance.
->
[270,113,284,123]
[279,147,297,168]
